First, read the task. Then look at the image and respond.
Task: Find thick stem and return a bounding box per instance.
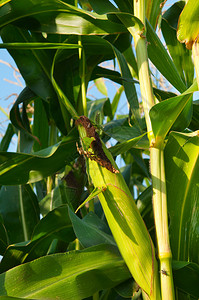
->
[132,1,175,298]
[150,146,175,300]
[133,34,155,143]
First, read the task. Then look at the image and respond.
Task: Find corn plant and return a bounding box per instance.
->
[0,0,198,300]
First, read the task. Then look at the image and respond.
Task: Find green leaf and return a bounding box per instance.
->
[87,98,112,123]
[103,118,145,145]
[0,124,15,152]
[9,87,38,145]
[1,25,68,134]
[75,186,106,213]
[0,297,32,300]
[177,0,199,49]
[111,45,141,124]
[94,78,108,96]
[189,102,199,131]
[39,181,79,216]
[0,129,78,185]
[165,131,199,265]
[173,260,199,298]
[109,133,147,156]
[0,0,127,35]
[161,2,194,87]
[146,0,163,29]
[0,42,81,49]
[0,244,131,299]
[69,210,115,247]
[0,205,75,273]
[0,0,11,8]
[33,98,49,152]
[0,185,40,243]
[146,19,187,93]
[150,81,198,139]
[0,214,9,255]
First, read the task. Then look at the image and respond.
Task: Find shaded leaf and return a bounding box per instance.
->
[0,0,127,35]
[0,185,40,243]
[146,19,186,93]
[69,210,115,247]
[0,129,78,185]
[109,133,147,156]
[33,98,49,152]
[0,214,9,256]
[1,25,68,134]
[0,124,15,152]
[39,181,79,216]
[161,2,194,87]
[173,260,199,298]
[0,205,75,273]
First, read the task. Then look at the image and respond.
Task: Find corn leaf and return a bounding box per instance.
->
[0,244,131,299]
[0,130,78,185]
[177,0,199,49]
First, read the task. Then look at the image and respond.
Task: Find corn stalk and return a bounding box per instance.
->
[128,1,175,299]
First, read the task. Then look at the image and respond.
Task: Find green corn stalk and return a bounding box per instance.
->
[76,116,161,300]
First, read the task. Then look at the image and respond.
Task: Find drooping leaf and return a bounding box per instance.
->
[0,0,127,35]
[165,131,199,265]
[150,81,197,139]
[0,205,75,273]
[0,129,78,185]
[0,244,131,299]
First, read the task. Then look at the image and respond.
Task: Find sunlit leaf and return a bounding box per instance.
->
[150,81,197,139]
[165,131,199,265]
[177,0,199,49]
[0,244,131,299]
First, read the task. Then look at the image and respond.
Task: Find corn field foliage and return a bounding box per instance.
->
[0,0,198,300]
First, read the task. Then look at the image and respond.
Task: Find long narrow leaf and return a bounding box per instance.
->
[0,244,131,299]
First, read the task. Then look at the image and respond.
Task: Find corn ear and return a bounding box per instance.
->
[76,116,160,299]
